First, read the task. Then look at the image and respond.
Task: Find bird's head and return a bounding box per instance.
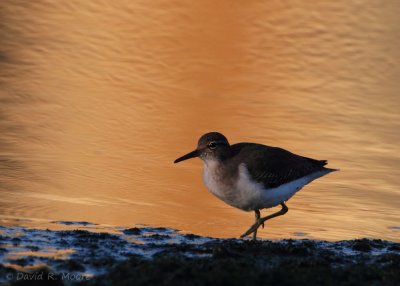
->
[174,132,230,164]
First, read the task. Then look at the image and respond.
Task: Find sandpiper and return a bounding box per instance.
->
[174,132,337,240]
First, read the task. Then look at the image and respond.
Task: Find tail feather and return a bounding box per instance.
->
[314,159,339,172]
[320,160,328,166]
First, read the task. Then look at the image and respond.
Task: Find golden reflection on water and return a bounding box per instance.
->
[0,1,399,241]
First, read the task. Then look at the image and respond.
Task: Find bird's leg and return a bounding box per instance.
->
[241,202,288,238]
[252,210,261,240]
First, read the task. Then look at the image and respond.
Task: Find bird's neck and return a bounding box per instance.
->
[202,158,235,180]
[203,158,222,169]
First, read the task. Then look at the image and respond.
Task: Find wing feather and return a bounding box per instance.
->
[229,143,330,188]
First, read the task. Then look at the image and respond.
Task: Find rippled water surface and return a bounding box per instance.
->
[0,1,399,241]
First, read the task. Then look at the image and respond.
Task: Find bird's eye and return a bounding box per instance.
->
[208,142,217,149]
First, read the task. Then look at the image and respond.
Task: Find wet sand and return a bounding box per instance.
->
[0,222,399,286]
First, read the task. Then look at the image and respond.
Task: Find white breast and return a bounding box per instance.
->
[202,160,237,207]
[203,161,227,197]
[202,161,265,211]
[203,162,329,212]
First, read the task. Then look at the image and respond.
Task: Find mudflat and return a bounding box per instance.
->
[0,223,399,286]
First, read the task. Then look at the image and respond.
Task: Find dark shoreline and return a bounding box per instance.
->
[0,224,399,286]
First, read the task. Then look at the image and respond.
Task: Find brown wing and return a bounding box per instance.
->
[230,143,331,188]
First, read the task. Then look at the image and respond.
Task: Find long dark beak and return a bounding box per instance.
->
[174,149,199,163]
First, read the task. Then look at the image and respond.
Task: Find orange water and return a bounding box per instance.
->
[0,0,399,241]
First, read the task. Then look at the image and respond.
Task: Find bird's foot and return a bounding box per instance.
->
[240,219,264,238]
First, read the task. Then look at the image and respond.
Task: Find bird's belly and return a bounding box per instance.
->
[202,163,327,212]
[230,178,301,211]
[203,175,269,211]
[202,165,266,211]
[228,164,313,211]
[235,168,331,210]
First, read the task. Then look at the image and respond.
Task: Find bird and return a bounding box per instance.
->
[174,132,337,240]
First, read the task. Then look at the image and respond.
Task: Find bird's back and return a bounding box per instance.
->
[228,143,334,189]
